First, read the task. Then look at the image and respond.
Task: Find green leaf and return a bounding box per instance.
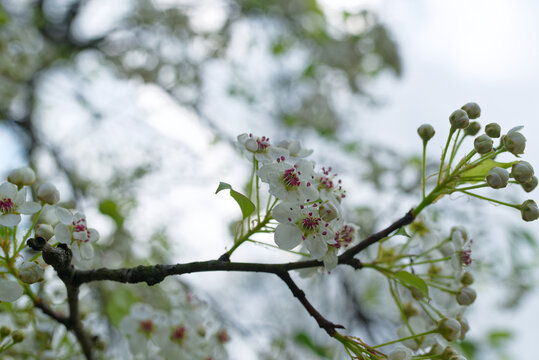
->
[294,331,334,359]
[459,159,516,180]
[394,227,410,238]
[105,287,139,327]
[99,199,124,228]
[215,182,233,194]
[396,271,429,298]
[216,182,255,219]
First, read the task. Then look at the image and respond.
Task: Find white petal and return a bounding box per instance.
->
[322,248,338,272]
[88,228,100,242]
[79,242,94,259]
[257,163,280,183]
[272,202,300,223]
[0,182,17,199]
[14,188,27,206]
[18,201,41,214]
[237,133,249,145]
[0,214,21,227]
[305,234,328,259]
[0,279,24,302]
[73,230,87,241]
[56,207,74,225]
[298,185,319,202]
[54,224,72,244]
[274,223,302,250]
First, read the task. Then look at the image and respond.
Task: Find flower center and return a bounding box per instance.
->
[73,218,90,242]
[282,168,301,189]
[0,198,14,213]
[459,248,472,266]
[334,225,354,248]
[170,325,186,344]
[256,136,270,150]
[301,213,321,231]
[139,319,154,334]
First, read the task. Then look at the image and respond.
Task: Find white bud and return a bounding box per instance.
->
[486,167,509,189]
[503,130,526,155]
[520,199,539,222]
[388,347,412,360]
[7,167,36,187]
[18,262,44,284]
[449,109,470,129]
[474,134,493,154]
[37,183,60,205]
[35,224,54,240]
[459,317,470,340]
[511,161,534,184]
[437,318,461,342]
[456,287,477,306]
[461,102,481,119]
[522,176,538,193]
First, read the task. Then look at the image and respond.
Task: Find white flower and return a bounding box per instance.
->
[0,278,24,302]
[317,166,346,203]
[54,208,99,260]
[276,139,313,158]
[0,182,41,227]
[37,183,60,205]
[272,201,342,258]
[237,133,288,164]
[258,158,319,202]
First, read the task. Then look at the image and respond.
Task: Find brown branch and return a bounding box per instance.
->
[33,297,69,327]
[27,210,415,346]
[276,271,344,336]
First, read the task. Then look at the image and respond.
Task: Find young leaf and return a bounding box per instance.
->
[394,227,410,238]
[459,159,516,180]
[215,182,255,219]
[396,271,429,298]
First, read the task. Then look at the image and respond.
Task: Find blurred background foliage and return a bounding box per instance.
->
[0,0,535,359]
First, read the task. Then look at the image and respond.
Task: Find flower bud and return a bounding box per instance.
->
[417,124,435,142]
[449,109,469,129]
[521,176,538,193]
[37,183,60,205]
[11,330,24,343]
[319,202,339,222]
[503,130,526,155]
[403,302,419,318]
[511,161,534,184]
[520,199,539,222]
[411,287,424,301]
[35,224,54,241]
[441,346,458,360]
[437,318,461,342]
[456,287,477,306]
[485,123,501,138]
[388,347,412,360]
[461,102,481,119]
[486,167,509,189]
[473,134,493,154]
[0,326,10,338]
[460,271,474,286]
[18,262,44,284]
[7,167,36,187]
[458,317,470,340]
[464,121,480,136]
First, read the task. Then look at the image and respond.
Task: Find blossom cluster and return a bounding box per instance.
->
[238,133,357,271]
[0,167,100,304]
[119,299,229,360]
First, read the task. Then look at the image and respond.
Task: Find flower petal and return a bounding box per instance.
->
[88,228,100,242]
[56,207,74,225]
[275,223,302,250]
[0,279,24,302]
[305,234,328,259]
[54,224,72,244]
[0,214,21,227]
[272,202,300,223]
[0,182,17,199]
[79,242,94,259]
[19,201,41,214]
[322,248,338,272]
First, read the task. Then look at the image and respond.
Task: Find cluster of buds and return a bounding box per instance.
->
[416,102,538,222]
[237,133,358,271]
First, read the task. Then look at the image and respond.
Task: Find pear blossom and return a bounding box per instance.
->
[258,158,319,202]
[272,201,342,259]
[276,139,313,158]
[0,182,40,227]
[237,133,288,164]
[317,166,346,203]
[54,208,100,260]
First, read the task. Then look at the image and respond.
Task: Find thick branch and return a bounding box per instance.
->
[33,297,69,327]
[67,286,95,360]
